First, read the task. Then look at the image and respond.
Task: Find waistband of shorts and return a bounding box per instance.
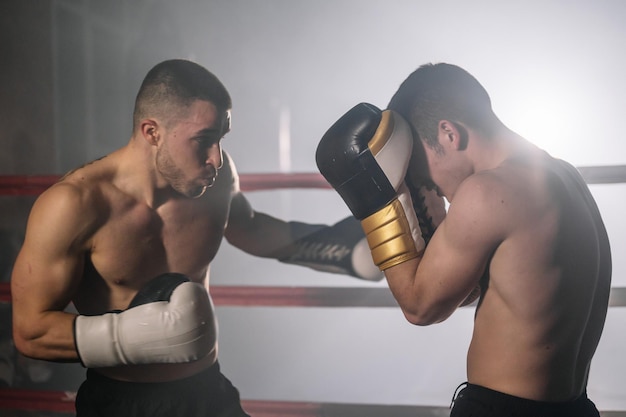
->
[85,360,221,393]
[457,382,590,410]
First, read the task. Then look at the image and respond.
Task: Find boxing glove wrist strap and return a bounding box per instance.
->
[74,313,125,367]
[362,194,425,270]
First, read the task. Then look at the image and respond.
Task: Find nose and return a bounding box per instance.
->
[205,143,223,170]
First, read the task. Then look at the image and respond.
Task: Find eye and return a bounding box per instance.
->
[195,136,220,147]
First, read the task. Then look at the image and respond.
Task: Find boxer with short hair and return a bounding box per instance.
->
[316,63,611,417]
[10,59,379,417]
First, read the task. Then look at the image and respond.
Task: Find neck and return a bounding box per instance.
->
[470,126,535,173]
[118,136,177,208]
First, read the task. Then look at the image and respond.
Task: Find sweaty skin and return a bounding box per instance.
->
[385,127,611,402]
[11,99,296,382]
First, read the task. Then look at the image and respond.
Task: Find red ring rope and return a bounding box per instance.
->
[0,173,331,195]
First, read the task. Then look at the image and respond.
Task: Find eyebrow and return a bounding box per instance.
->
[194,128,222,136]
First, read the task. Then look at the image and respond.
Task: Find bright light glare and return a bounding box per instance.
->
[492,72,587,162]
[278,106,291,173]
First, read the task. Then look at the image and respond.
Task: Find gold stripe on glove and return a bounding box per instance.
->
[361,198,420,270]
[367,110,394,156]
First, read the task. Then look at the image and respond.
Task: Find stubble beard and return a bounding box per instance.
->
[156,145,206,199]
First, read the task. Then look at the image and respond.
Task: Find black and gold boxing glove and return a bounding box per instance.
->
[315,103,425,271]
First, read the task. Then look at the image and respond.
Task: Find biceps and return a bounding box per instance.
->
[224,192,254,243]
[12,230,84,316]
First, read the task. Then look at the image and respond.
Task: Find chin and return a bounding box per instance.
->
[175,184,206,199]
[188,186,207,199]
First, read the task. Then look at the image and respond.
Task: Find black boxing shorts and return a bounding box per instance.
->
[450,382,601,417]
[75,361,250,417]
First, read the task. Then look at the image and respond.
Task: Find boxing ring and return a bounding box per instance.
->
[1,167,625,416]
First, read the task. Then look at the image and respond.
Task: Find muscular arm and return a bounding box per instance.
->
[385,174,503,325]
[221,152,294,258]
[222,153,379,280]
[11,183,89,362]
[225,191,296,258]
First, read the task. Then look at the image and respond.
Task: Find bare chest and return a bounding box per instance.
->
[78,197,228,310]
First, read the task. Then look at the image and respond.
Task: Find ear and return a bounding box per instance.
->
[140,119,159,146]
[438,120,468,151]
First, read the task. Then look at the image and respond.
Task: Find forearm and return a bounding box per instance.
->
[385,259,455,326]
[13,310,80,362]
[385,253,479,325]
[226,212,295,258]
[228,212,381,280]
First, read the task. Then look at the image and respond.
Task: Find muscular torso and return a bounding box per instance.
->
[467,154,611,401]
[70,153,235,382]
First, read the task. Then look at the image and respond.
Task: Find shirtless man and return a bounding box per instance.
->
[316,63,611,416]
[11,59,380,417]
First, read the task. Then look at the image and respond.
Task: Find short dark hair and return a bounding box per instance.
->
[388,63,498,151]
[132,59,232,130]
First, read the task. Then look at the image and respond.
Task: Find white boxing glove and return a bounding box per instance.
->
[74,273,215,368]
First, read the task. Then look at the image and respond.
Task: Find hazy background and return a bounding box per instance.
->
[1,0,625,411]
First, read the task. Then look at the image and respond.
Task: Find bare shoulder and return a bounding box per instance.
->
[52,159,111,206]
[448,170,517,229]
[30,158,116,243]
[460,157,557,213]
[453,171,513,212]
[444,161,555,250]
